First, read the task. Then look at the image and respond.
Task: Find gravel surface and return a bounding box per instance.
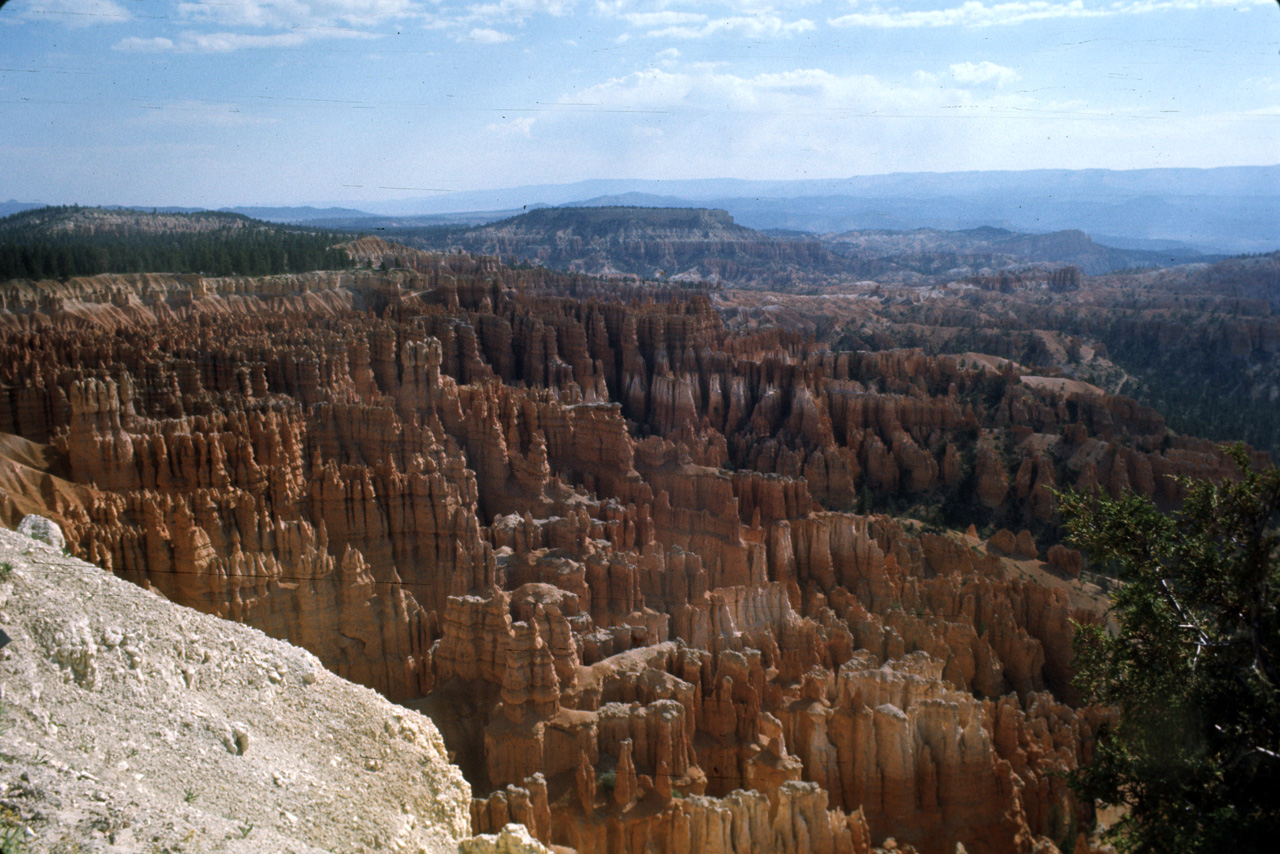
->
[0,523,474,854]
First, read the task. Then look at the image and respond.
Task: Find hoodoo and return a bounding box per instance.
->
[0,246,1258,854]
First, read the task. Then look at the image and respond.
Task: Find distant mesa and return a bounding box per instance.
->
[361,203,1218,287]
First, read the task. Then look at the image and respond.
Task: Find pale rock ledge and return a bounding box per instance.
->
[0,518,535,854]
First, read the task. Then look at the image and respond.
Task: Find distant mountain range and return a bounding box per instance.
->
[255,165,1280,255]
[341,166,1279,255]
[373,206,1218,286]
[0,201,43,218]
[0,203,1220,286]
[6,165,1276,256]
[821,225,1212,277]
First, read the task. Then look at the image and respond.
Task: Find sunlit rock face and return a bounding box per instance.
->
[0,255,1231,854]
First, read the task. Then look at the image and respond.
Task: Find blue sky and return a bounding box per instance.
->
[1,0,1277,208]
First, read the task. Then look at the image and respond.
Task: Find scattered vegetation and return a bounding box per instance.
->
[1061,447,1280,854]
[0,824,26,854]
[0,805,26,854]
[1106,338,1280,462]
[0,206,355,280]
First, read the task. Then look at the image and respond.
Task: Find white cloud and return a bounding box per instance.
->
[464,0,577,23]
[113,28,376,53]
[623,11,707,28]
[14,0,130,26]
[104,0,418,52]
[181,31,315,50]
[832,1,1099,28]
[463,26,516,41]
[830,0,1273,29]
[573,67,694,109]
[545,60,1268,184]
[601,1,818,37]
[568,66,967,116]
[175,0,418,30]
[599,0,819,13]
[158,0,578,37]
[561,64,1106,136]
[950,61,1020,86]
[645,14,816,38]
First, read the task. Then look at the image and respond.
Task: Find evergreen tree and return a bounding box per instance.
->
[1061,447,1280,854]
[0,210,358,280]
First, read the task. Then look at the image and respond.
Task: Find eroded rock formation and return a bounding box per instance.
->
[0,254,1228,854]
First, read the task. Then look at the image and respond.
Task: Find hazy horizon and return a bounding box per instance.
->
[3,163,1279,217]
[3,0,1279,209]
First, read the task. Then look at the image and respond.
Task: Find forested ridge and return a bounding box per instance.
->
[0,206,356,279]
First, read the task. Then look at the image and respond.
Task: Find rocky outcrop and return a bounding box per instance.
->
[0,522,475,853]
[459,824,553,854]
[393,207,863,290]
[0,254,1219,854]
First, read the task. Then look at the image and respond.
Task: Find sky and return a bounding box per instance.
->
[1,0,1278,209]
